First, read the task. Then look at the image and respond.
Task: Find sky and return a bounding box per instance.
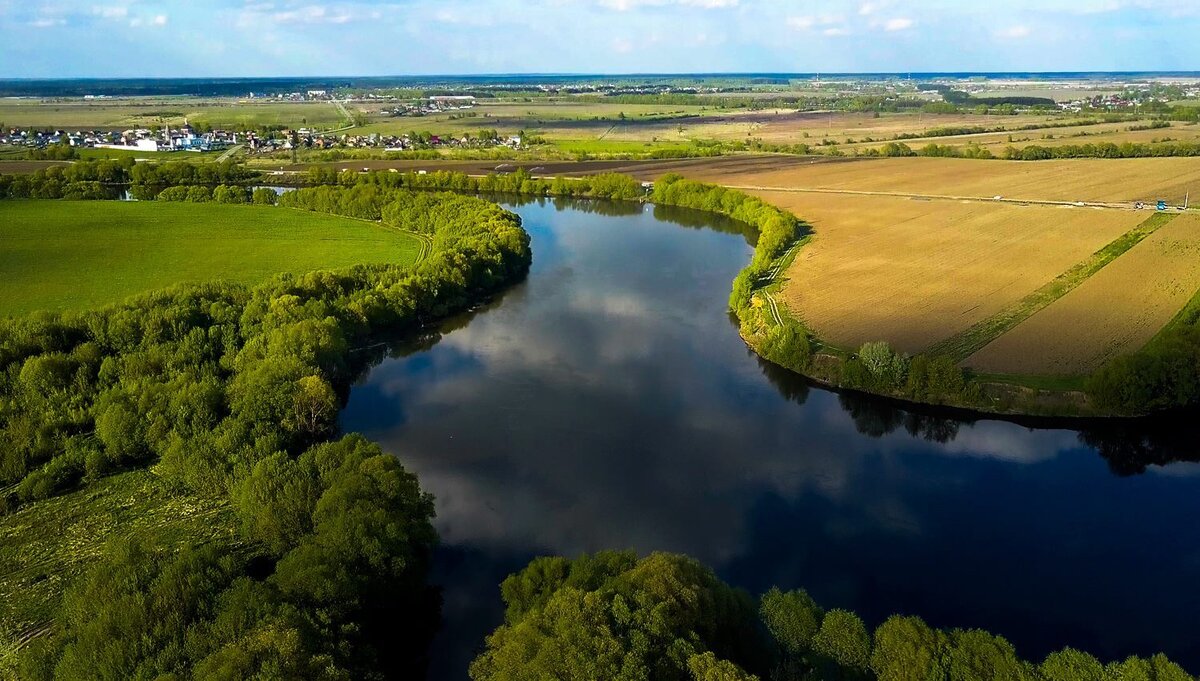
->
[2,0,1200,78]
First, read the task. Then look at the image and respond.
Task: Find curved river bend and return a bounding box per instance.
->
[342,199,1200,679]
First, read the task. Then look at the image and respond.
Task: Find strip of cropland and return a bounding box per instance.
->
[0,200,423,316]
[748,191,1148,355]
[964,213,1200,376]
[927,212,1178,362]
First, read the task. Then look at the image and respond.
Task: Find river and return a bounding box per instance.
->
[341,198,1200,678]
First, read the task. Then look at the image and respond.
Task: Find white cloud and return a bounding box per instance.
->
[598,0,737,10]
[883,17,914,31]
[153,14,167,25]
[29,17,65,27]
[272,5,352,24]
[787,14,845,32]
[92,5,128,19]
[997,24,1032,38]
[823,27,850,36]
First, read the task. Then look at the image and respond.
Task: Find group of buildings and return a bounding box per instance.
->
[381,95,477,118]
[250,128,523,154]
[2,123,236,153]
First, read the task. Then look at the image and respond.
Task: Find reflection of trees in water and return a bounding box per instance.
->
[1077,422,1200,476]
[345,285,519,387]
[653,204,758,247]
[752,352,810,405]
[836,393,963,443]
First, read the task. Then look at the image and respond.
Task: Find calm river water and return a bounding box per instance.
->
[341,199,1200,678]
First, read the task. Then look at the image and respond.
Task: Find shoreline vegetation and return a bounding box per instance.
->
[0,161,1195,678]
[273,166,1200,420]
[0,185,532,678]
[4,160,1198,418]
[469,551,1193,681]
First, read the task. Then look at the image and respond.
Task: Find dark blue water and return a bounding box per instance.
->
[341,199,1200,679]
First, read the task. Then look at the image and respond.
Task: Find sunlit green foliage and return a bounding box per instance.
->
[1,187,531,677]
[474,553,1195,681]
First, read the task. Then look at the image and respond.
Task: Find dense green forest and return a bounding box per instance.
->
[471,551,1191,681]
[0,186,530,678]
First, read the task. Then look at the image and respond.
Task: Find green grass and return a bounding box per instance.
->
[0,200,423,317]
[75,147,222,161]
[549,139,699,155]
[927,212,1180,362]
[0,470,242,672]
[968,372,1088,392]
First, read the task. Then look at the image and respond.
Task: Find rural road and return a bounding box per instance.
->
[215,144,243,162]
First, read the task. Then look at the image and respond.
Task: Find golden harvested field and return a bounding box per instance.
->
[964,214,1200,375]
[748,112,1065,145]
[840,121,1200,154]
[754,190,1148,354]
[676,157,1200,205]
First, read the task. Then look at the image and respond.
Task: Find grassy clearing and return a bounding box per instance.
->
[0,469,240,671]
[930,212,1178,362]
[75,147,222,161]
[0,200,423,317]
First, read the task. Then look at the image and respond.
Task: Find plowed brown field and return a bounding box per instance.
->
[965,214,1200,375]
[755,191,1147,354]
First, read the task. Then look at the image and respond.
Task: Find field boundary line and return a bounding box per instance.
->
[927,211,1180,363]
[724,184,1138,210]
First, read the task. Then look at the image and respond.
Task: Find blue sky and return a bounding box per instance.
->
[2,0,1199,78]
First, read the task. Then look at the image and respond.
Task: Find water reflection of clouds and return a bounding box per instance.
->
[342,201,1200,676]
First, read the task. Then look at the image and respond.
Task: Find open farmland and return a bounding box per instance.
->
[668,156,1200,205]
[0,97,346,130]
[965,213,1200,375]
[0,200,422,316]
[754,190,1148,354]
[839,120,1200,155]
[747,111,1067,145]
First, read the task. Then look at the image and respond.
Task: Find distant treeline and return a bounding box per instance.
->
[1001,140,1200,160]
[470,550,1192,681]
[0,159,133,199]
[0,159,263,201]
[929,84,1058,108]
[2,186,531,678]
[305,165,648,202]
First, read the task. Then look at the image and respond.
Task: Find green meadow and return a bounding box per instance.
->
[0,200,422,317]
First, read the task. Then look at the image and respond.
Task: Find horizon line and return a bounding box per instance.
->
[4,70,1200,82]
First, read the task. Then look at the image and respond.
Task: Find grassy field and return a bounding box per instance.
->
[0,469,241,672]
[0,200,422,317]
[754,191,1147,354]
[0,97,346,130]
[965,213,1200,375]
